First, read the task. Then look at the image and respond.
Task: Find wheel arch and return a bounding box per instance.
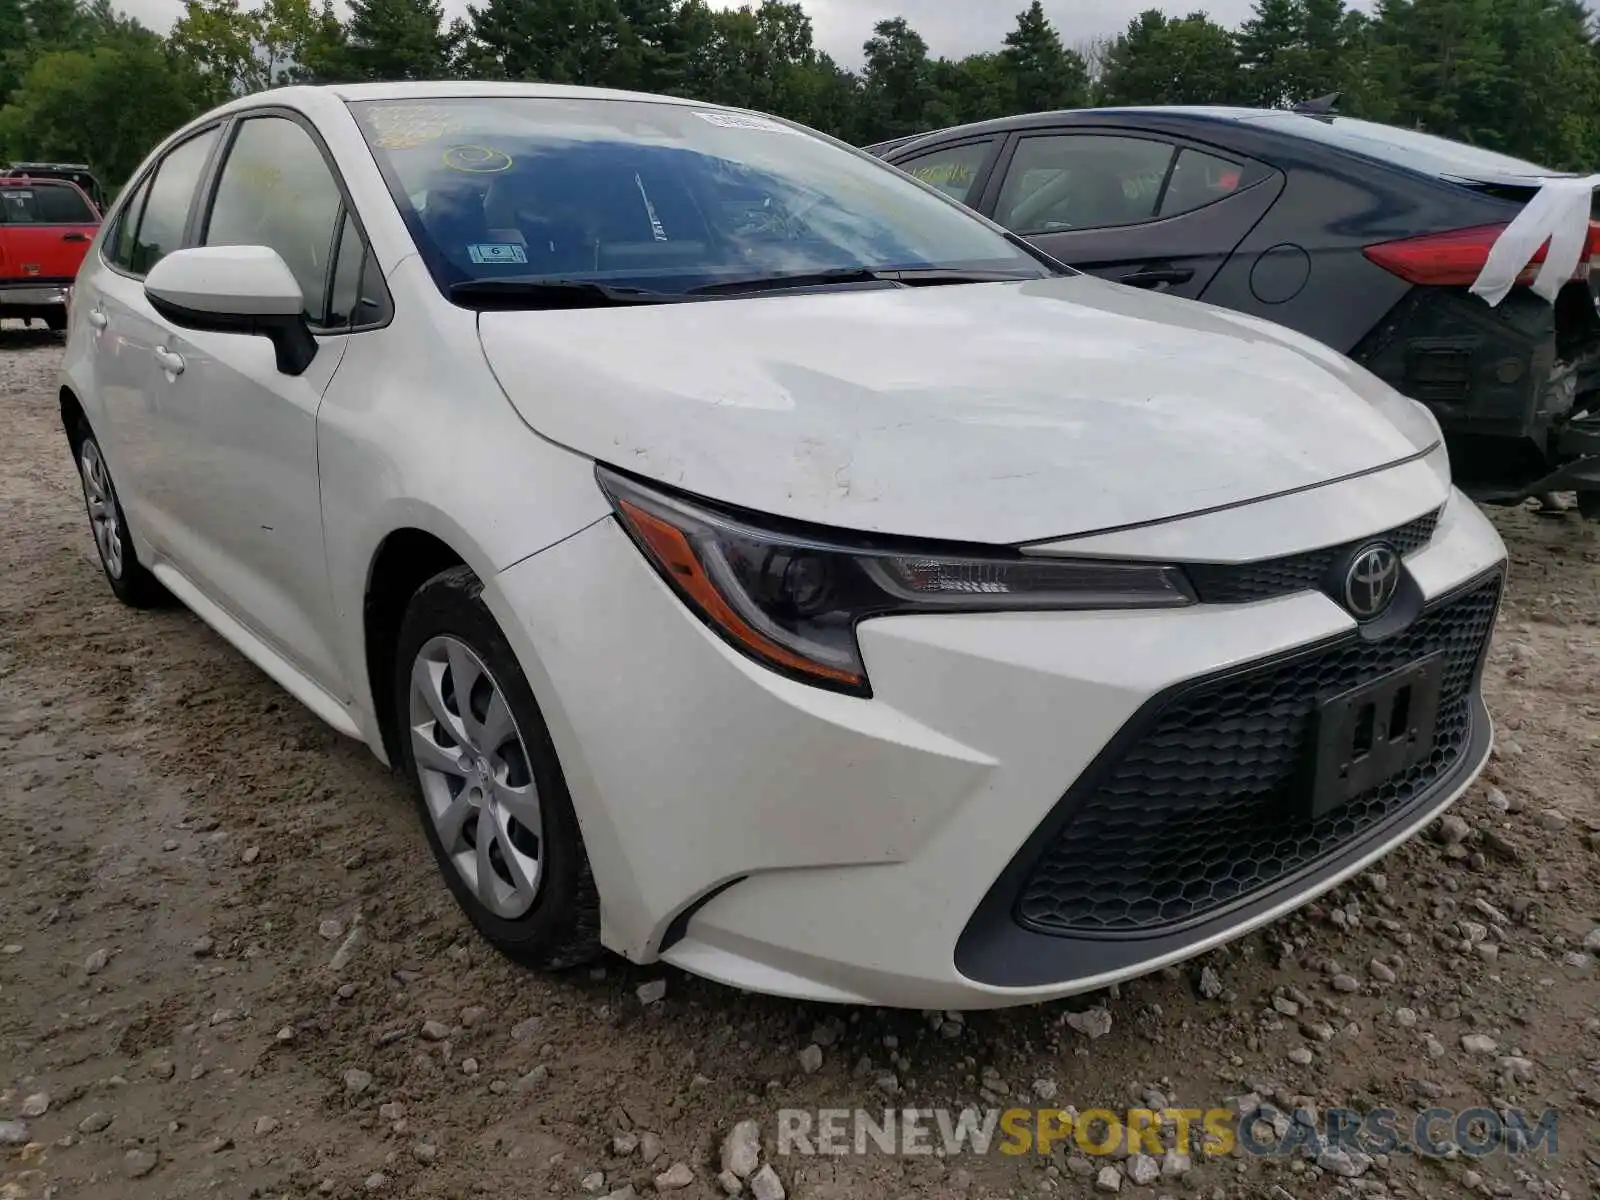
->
[59,385,90,453]
[363,527,470,767]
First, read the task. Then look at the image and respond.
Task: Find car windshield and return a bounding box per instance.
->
[1241,112,1556,179]
[349,97,1052,299]
[0,181,97,224]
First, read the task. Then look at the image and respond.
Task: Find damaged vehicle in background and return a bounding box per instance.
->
[870,102,1600,519]
[59,83,1507,1008]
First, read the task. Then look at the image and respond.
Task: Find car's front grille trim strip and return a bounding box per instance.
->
[1183,508,1440,606]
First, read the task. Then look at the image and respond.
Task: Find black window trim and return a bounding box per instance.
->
[326,205,385,331]
[100,120,228,282]
[983,126,1274,235]
[198,105,393,335]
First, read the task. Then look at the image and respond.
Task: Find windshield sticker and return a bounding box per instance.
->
[467,242,528,265]
[694,111,798,134]
[363,104,463,150]
[444,144,514,174]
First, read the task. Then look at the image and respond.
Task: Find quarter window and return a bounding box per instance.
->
[1157,147,1251,218]
[205,116,344,325]
[897,141,995,205]
[995,135,1175,233]
[104,176,153,271]
[325,208,384,330]
[128,128,220,275]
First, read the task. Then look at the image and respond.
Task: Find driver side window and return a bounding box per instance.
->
[204,116,343,326]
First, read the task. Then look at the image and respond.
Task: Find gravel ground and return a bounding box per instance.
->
[2,327,1599,1200]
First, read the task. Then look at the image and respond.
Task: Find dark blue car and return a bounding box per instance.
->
[868,106,1600,517]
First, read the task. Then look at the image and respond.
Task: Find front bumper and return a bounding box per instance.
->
[489,485,1506,1009]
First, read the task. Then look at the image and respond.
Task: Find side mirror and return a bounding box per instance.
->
[144,245,317,376]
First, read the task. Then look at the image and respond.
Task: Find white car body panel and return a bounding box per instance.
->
[479,276,1435,544]
[150,324,350,691]
[314,255,614,754]
[492,490,1503,1006]
[1036,444,1452,561]
[56,80,1508,1009]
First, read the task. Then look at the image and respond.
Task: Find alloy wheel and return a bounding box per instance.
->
[80,441,123,580]
[408,635,544,918]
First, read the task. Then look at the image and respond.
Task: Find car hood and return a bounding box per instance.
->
[477,275,1437,545]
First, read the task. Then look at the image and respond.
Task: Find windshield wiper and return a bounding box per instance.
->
[688,266,1041,296]
[448,278,682,310]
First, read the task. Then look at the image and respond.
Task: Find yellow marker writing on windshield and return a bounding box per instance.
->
[443,145,513,174]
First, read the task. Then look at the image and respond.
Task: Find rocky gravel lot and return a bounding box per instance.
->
[3,326,1599,1200]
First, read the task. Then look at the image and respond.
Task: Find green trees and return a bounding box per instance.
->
[0,42,202,184]
[2,0,1599,196]
[1100,11,1246,106]
[341,0,452,80]
[1236,0,1365,108]
[1001,1,1089,113]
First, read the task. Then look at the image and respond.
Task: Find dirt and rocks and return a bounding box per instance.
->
[2,325,1599,1200]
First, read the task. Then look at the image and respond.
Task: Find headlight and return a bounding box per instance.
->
[597,466,1194,696]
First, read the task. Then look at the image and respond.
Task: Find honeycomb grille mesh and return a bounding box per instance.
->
[1016,571,1499,935]
[1185,509,1440,605]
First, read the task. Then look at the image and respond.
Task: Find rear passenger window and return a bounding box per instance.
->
[995,135,1175,233]
[897,141,995,205]
[129,129,220,275]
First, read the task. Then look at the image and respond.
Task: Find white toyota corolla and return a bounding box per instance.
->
[60,82,1506,1009]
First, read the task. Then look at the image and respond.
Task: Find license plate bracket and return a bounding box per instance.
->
[1305,652,1445,821]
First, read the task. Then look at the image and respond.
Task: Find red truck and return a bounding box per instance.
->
[0,171,102,331]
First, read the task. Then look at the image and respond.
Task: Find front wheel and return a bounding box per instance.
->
[393,566,601,971]
[1578,491,1600,521]
[76,432,166,607]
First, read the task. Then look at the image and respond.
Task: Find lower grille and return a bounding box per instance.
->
[1016,570,1501,936]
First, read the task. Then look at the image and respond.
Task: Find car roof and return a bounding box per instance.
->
[211,80,724,115]
[5,161,97,172]
[879,106,1564,182]
[880,105,1280,154]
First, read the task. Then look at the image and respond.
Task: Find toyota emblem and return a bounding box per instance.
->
[1343,544,1401,619]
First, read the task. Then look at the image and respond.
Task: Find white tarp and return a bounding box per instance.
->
[1470,173,1600,306]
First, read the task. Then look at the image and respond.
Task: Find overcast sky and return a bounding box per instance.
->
[114,0,1287,67]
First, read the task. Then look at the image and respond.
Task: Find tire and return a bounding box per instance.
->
[1578,491,1600,521]
[393,565,601,970]
[45,311,66,333]
[74,427,167,608]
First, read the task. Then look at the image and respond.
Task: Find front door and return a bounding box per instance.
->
[144,113,355,695]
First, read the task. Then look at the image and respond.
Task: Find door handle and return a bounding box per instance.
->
[1119,266,1194,288]
[61,232,91,243]
[87,308,108,330]
[154,346,186,376]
